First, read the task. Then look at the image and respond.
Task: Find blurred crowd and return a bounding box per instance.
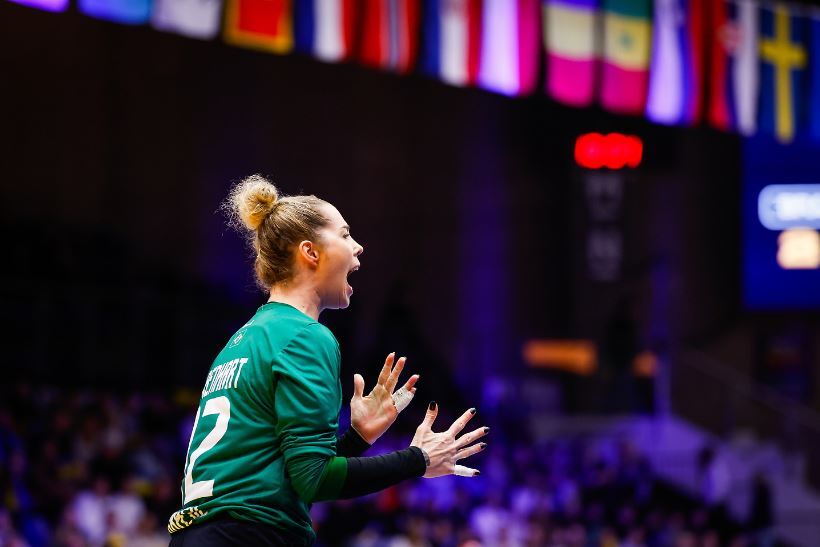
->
[0,384,186,547]
[311,433,772,547]
[0,384,774,547]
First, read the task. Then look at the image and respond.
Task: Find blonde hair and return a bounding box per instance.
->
[225,174,330,290]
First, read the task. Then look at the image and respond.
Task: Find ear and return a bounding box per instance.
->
[297,240,320,269]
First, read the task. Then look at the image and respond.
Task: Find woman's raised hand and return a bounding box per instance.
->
[410,402,488,478]
[350,352,419,444]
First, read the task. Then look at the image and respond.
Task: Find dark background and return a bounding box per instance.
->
[1,0,814,418]
[4,3,820,545]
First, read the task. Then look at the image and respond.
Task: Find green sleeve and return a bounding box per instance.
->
[286,455,348,503]
[272,323,344,502]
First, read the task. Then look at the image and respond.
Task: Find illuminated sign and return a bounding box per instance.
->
[522,339,597,375]
[758,184,820,230]
[575,133,643,170]
[743,136,820,309]
[777,229,820,270]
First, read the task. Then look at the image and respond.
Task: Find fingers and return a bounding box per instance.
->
[385,356,406,393]
[453,465,480,477]
[420,401,438,429]
[456,426,490,449]
[456,442,486,461]
[392,384,415,412]
[447,407,477,436]
[353,374,365,399]
[376,353,395,387]
[403,374,420,392]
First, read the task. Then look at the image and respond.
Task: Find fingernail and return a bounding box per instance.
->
[480,443,487,449]
[429,401,436,410]
[474,470,481,476]
[470,408,476,415]
[484,427,490,434]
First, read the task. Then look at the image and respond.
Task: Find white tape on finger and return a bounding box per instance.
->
[391,387,414,413]
[454,465,478,477]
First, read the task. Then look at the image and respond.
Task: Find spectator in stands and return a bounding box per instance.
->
[747,472,774,547]
[697,445,732,533]
[0,382,761,546]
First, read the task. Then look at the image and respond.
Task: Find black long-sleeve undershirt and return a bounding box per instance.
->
[336,427,371,457]
[291,432,427,503]
[337,446,426,499]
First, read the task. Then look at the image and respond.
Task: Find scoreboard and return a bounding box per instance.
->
[743,135,820,309]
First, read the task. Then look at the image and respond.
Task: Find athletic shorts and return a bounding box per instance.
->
[168,517,306,546]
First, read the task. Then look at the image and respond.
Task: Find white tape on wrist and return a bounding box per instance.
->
[391,386,414,413]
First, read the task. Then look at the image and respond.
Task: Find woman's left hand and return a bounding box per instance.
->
[350,353,419,444]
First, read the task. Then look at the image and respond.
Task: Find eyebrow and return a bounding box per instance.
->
[340,225,350,232]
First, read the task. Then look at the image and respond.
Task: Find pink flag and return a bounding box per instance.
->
[477,0,540,96]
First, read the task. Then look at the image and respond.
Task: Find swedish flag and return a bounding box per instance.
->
[759,4,807,144]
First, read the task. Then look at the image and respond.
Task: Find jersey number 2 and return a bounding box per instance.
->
[183,396,231,504]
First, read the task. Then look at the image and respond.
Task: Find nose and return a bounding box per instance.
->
[354,239,364,257]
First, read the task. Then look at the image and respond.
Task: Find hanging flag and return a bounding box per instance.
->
[360,0,421,74]
[645,0,704,125]
[151,0,223,39]
[79,0,151,23]
[808,10,820,141]
[543,0,599,107]
[707,0,759,135]
[8,0,68,12]
[477,0,540,96]
[758,4,807,144]
[224,0,293,53]
[294,0,358,62]
[600,0,651,114]
[420,0,483,87]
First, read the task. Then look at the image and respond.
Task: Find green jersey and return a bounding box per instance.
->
[168,302,343,545]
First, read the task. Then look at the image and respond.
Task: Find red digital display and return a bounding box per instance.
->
[575,133,643,170]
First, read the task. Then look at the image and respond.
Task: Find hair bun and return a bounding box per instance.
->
[230,174,279,231]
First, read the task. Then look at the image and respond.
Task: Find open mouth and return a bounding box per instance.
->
[346,264,360,294]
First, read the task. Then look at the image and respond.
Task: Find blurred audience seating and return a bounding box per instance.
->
[0,384,774,547]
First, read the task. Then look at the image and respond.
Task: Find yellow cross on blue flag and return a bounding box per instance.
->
[759,3,807,144]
